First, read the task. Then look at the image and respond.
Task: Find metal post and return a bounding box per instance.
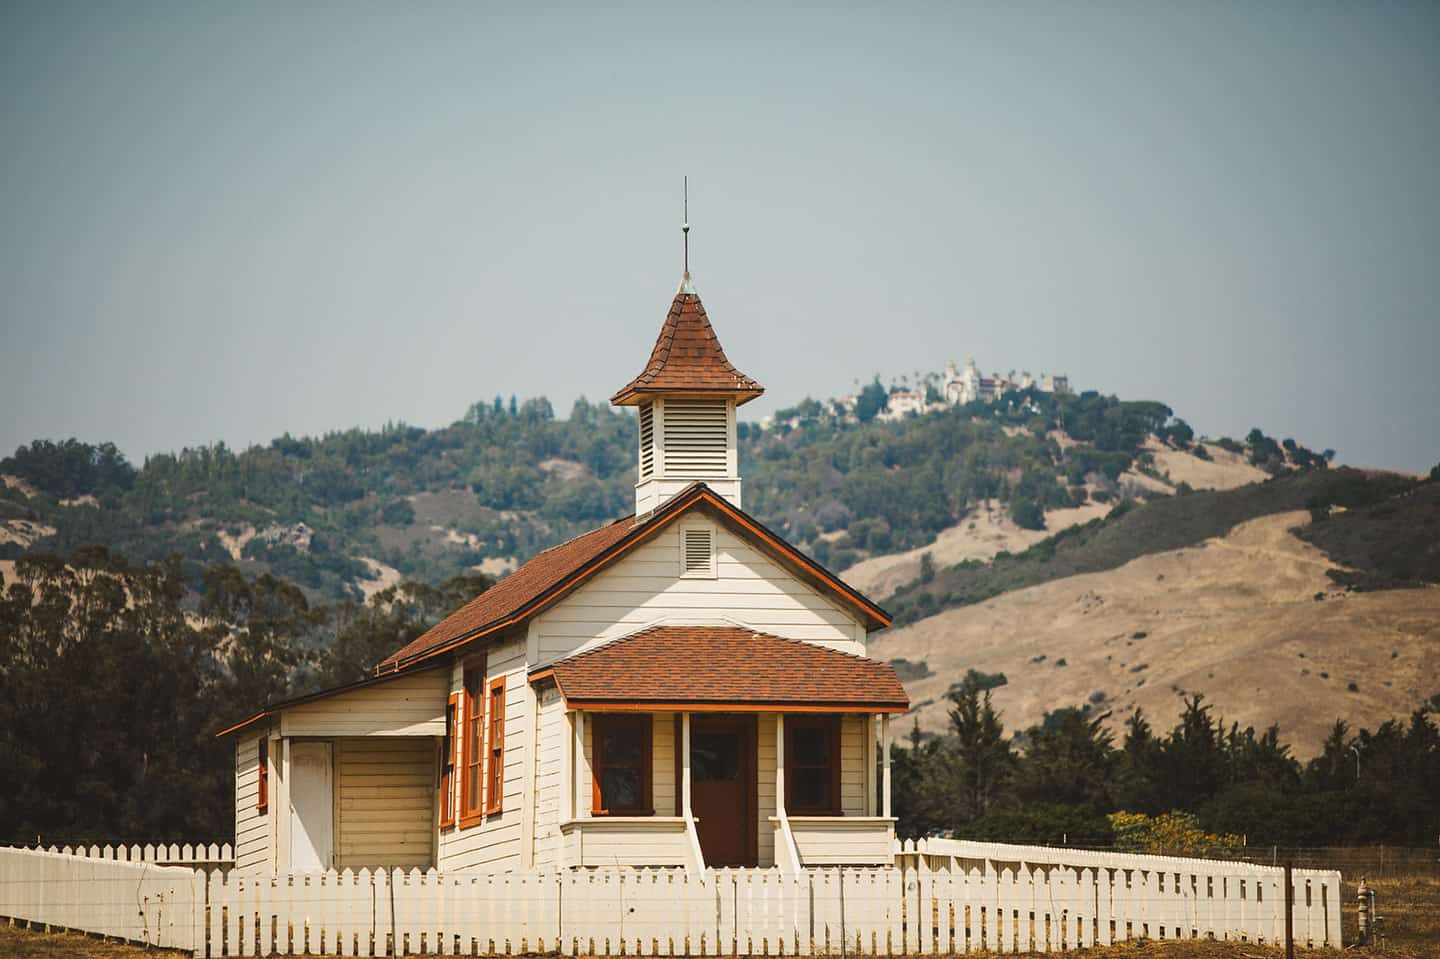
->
[1283,861,1294,959]
[1356,877,1370,945]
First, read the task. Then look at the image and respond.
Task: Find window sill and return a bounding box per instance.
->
[457,813,484,830]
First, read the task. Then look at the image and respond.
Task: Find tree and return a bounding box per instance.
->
[1014,707,1115,808]
[854,378,888,423]
[947,677,1013,818]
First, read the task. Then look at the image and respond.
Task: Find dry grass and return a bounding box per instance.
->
[877,510,1440,756]
[0,921,186,958]
[3,877,1436,956]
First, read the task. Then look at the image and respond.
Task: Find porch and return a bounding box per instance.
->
[559,709,898,872]
[541,626,908,873]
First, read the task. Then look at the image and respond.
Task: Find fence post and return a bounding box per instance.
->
[1283,862,1294,959]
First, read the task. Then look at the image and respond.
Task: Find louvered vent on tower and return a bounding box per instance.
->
[638,403,655,479]
[682,526,715,577]
[662,400,728,478]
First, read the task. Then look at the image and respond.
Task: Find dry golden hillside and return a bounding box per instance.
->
[842,442,1265,601]
[872,510,1440,756]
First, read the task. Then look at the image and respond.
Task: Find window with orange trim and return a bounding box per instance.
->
[256,737,269,812]
[592,715,652,815]
[484,678,505,814]
[439,692,459,826]
[786,715,841,815]
[458,661,486,827]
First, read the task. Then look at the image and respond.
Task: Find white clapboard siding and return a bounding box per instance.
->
[334,738,435,869]
[532,686,567,867]
[757,715,777,866]
[841,714,867,816]
[281,667,447,737]
[535,522,865,665]
[561,818,692,867]
[234,731,270,871]
[0,845,1345,955]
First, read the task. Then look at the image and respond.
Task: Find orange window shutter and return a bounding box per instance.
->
[256,737,269,811]
[459,660,486,827]
[439,693,460,827]
[485,678,505,814]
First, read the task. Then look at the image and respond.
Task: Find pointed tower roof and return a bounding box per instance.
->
[610,281,764,406]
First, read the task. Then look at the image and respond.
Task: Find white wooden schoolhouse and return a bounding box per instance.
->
[219,265,909,876]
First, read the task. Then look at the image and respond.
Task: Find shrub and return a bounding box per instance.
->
[1108,811,1243,857]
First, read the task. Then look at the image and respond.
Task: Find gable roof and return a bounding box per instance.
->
[539,624,909,712]
[375,483,890,674]
[610,289,764,406]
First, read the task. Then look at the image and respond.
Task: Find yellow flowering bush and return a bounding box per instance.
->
[1108,811,1245,857]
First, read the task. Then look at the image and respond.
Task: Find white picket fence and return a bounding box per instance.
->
[0,840,1343,955]
[30,842,235,867]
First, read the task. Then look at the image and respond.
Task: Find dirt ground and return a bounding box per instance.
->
[3,876,1435,956]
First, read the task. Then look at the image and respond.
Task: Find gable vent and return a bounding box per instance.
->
[638,403,655,478]
[682,527,715,577]
[662,400,728,477]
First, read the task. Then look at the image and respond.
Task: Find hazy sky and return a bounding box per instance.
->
[3,2,1437,472]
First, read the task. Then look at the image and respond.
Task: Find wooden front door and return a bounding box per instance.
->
[689,716,756,867]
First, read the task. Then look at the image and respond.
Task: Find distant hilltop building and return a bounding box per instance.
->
[941,357,1069,407]
[763,356,1069,429]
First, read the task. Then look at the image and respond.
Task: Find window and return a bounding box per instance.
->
[256,737,269,812]
[484,678,505,814]
[786,716,841,815]
[439,692,460,826]
[458,660,486,827]
[591,715,652,815]
[680,525,715,578]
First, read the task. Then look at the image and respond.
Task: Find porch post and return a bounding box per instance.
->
[680,712,706,875]
[681,712,692,815]
[774,713,785,815]
[864,714,877,816]
[881,714,892,819]
[574,710,588,818]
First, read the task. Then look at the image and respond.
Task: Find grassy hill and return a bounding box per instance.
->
[884,467,1421,625]
[2,386,1305,602]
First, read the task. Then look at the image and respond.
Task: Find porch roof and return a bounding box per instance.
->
[536,625,910,713]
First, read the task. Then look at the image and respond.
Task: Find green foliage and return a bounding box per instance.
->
[854,378,888,423]
[1295,478,1440,590]
[892,688,1440,846]
[0,550,491,842]
[2,439,135,499]
[1009,498,1044,531]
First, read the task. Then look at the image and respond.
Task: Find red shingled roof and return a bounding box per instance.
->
[611,289,764,406]
[544,625,909,712]
[374,484,890,675]
[375,516,638,672]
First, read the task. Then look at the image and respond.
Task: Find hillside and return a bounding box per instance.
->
[1,387,1292,602]
[875,479,1440,756]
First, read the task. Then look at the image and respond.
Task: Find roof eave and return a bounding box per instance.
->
[610,385,765,407]
[556,698,909,714]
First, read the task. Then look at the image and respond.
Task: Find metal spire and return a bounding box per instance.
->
[682,176,690,281]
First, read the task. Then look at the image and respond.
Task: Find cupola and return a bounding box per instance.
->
[611,275,763,515]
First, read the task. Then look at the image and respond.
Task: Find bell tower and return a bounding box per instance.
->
[611,263,762,514]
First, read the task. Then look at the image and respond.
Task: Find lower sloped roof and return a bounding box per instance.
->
[539,625,910,712]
